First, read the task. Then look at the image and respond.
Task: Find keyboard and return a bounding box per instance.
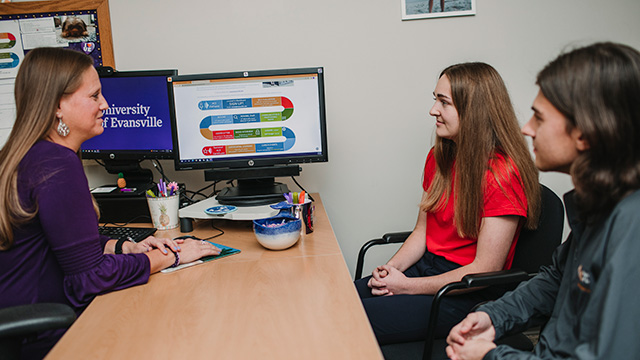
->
[98,226,157,243]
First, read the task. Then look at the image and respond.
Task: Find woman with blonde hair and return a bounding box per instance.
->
[0,47,220,359]
[355,62,540,345]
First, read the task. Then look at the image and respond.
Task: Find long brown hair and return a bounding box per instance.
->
[0,48,94,250]
[537,42,640,221]
[421,62,540,238]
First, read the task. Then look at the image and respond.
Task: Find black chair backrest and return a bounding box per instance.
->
[0,303,76,360]
[511,184,565,274]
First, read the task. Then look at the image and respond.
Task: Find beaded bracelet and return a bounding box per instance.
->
[168,248,180,268]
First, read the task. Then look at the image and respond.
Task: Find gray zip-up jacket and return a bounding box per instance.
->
[478,189,640,359]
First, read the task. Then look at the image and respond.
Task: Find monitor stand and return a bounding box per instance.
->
[102,159,154,187]
[178,196,279,231]
[216,179,289,206]
[177,178,285,231]
[93,182,155,223]
[92,160,157,223]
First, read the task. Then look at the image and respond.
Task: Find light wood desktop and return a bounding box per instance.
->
[46,194,382,359]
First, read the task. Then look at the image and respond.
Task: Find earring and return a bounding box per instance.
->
[57,117,70,137]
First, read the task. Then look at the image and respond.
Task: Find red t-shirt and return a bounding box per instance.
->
[422,149,527,269]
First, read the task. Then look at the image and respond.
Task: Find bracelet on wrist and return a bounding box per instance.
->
[168,248,180,268]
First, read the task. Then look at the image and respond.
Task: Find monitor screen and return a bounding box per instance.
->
[170,67,327,171]
[81,69,177,161]
[169,67,328,205]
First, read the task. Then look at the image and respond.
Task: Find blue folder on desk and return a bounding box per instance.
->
[161,242,240,273]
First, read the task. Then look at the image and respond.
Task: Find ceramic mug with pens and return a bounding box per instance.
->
[296,200,314,234]
[281,192,314,234]
[146,180,180,230]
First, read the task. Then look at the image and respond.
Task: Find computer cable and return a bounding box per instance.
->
[151,159,173,183]
[184,182,215,200]
[201,222,225,241]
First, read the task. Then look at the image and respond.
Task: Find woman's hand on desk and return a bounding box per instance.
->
[130,236,182,255]
[177,239,221,264]
[145,239,221,273]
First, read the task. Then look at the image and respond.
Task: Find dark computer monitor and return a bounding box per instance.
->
[81,69,178,187]
[170,67,328,206]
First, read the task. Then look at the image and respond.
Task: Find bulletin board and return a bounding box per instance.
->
[0,0,114,70]
[0,0,114,147]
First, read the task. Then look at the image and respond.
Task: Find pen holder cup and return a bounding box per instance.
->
[147,193,179,230]
[272,200,314,234]
[293,200,314,234]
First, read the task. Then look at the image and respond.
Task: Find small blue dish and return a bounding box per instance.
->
[205,205,238,215]
[253,215,301,250]
[270,201,294,210]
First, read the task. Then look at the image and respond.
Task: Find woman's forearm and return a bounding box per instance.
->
[145,249,176,273]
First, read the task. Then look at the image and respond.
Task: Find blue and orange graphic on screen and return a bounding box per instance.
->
[198,96,296,156]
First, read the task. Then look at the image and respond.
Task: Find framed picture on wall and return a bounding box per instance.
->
[401,0,476,20]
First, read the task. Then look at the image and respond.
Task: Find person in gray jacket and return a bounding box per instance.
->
[445,42,640,360]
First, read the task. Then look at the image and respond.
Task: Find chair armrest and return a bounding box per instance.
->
[354,231,412,280]
[461,269,530,288]
[421,269,530,360]
[382,231,412,243]
[0,303,76,339]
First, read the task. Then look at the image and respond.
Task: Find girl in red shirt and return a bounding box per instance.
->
[355,62,540,344]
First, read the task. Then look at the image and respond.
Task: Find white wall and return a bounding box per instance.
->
[84,0,640,277]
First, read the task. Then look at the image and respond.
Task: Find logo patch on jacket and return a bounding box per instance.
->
[577,265,592,293]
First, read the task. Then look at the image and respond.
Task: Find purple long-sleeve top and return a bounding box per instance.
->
[0,140,150,313]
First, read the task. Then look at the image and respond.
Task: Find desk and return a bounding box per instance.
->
[46,195,382,359]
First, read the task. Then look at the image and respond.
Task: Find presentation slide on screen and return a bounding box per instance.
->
[81,76,173,152]
[172,74,323,163]
[0,20,24,148]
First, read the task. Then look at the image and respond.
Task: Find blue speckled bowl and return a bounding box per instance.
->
[253,215,301,250]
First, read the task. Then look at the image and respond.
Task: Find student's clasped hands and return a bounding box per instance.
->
[445,311,497,360]
[367,265,411,296]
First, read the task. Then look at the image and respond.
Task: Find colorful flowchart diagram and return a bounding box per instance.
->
[201,127,296,156]
[198,96,294,126]
[198,96,297,156]
[0,32,20,69]
[0,33,16,49]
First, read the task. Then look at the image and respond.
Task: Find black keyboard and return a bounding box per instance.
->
[98,226,157,243]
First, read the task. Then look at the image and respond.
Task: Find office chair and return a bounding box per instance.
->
[354,184,565,360]
[0,303,76,360]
